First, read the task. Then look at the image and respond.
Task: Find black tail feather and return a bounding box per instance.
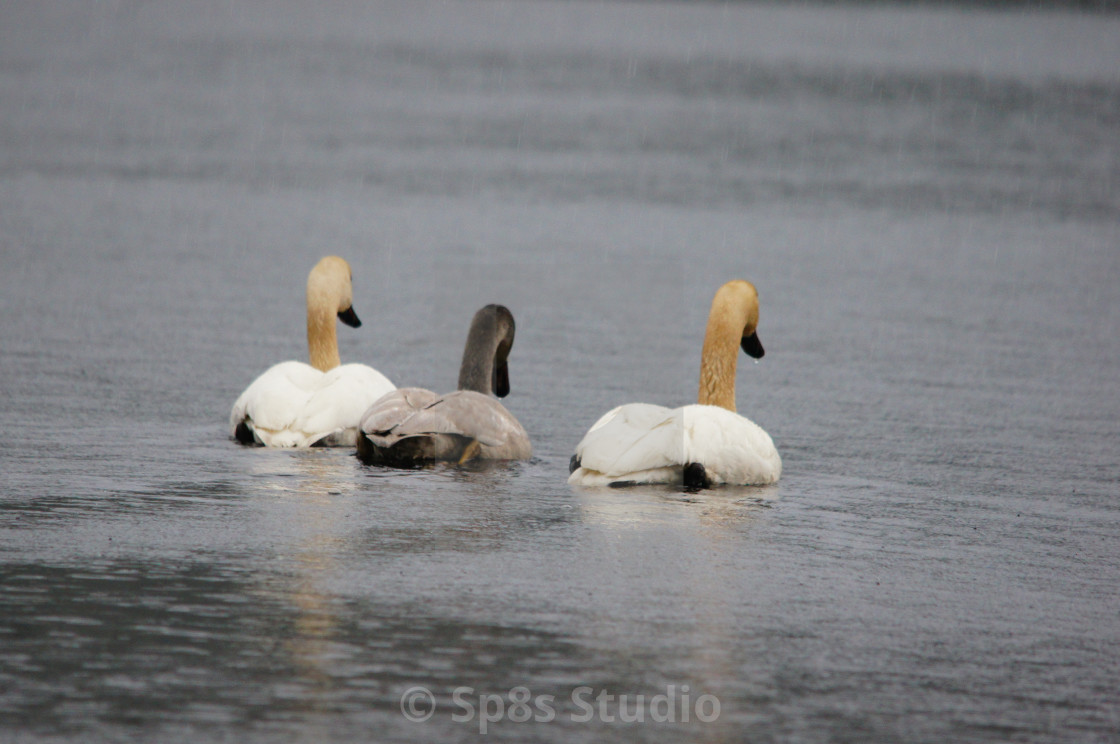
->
[683,463,711,490]
[234,421,257,446]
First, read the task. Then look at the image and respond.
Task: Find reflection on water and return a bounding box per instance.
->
[574,485,776,529]
[572,486,769,728]
[0,561,625,739]
[275,463,346,718]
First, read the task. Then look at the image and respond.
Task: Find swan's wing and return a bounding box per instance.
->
[299,364,397,445]
[572,403,684,478]
[432,391,531,457]
[682,405,781,485]
[360,389,530,459]
[359,387,440,438]
[230,362,320,446]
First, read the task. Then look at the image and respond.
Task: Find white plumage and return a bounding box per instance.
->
[230,361,395,448]
[569,403,780,487]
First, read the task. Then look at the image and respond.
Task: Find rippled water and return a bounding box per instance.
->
[2,1,1119,742]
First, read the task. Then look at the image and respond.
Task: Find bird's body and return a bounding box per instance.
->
[357,388,530,465]
[569,402,779,488]
[232,361,394,448]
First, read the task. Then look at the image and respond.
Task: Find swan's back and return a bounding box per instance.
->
[568,403,780,486]
[231,362,395,447]
[358,389,531,464]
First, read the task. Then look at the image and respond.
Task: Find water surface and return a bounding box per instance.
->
[2,1,1119,742]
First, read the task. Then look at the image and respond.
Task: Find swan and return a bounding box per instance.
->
[229,256,396,447]
[568,279,781,488]
[356,304,531,465]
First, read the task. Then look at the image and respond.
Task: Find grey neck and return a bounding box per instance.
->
[457,305,513,395]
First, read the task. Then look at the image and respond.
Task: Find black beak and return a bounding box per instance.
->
[337,307,361,328]
[741,332,764,359]
[493,360,510,398]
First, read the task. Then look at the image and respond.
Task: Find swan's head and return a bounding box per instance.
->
[489,304,516,397]
[715,279,763,359]
[307,255,360,327]
[458,304,517,397]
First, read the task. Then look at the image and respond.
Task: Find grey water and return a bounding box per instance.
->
[2,1,1119,741]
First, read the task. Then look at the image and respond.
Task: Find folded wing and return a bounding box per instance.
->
[571,403,685,482]
[359,389,531,462]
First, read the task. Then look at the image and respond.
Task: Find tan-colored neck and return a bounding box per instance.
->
[307,304,340,372]
[303,255,354,372]
[697,310,742,411]
[697,280,759,412]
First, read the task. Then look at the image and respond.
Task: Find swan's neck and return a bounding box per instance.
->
[458,320,497,393]
[307,305,340,372]
[697,312,741,412]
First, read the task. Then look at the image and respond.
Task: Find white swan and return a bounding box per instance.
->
[568,280,781,488]
[229,256,395,447]
[356,304,531,465]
